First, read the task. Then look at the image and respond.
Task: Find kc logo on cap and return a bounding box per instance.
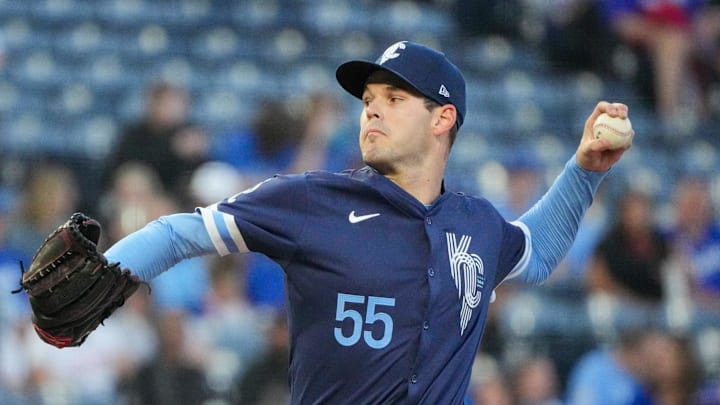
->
[378,42,406,65]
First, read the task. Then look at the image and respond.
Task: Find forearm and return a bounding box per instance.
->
[517,155,608,284]
[104,213,215,281]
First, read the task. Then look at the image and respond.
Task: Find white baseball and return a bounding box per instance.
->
[592,113,634,149]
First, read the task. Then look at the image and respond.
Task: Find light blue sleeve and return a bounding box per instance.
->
[515,155,608,284]
[104,212,215,281]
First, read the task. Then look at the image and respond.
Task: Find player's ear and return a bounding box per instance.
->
[432,105,457,136]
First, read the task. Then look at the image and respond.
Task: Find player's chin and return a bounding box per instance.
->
[362,154,392,174]
[360,145,378,162]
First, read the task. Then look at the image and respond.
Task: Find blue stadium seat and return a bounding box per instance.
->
[5,112,52,153]
[368,1,456,38]
[190,26,241,61]
[459,36,516,77]
[281,62,335,95]
[301,0,355,35]
[70,114,119,157]
[227,0,283,30]
[2,17,54,54]
[0,82,19,115]
[95,0,148,25]
[84,54,131,90]
[195,88,248,130]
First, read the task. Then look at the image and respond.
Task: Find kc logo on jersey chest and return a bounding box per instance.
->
[446,232,485,336]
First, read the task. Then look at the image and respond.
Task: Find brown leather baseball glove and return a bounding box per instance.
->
[16,212,144,348]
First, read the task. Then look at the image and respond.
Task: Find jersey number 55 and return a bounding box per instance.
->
[334,293,396,349]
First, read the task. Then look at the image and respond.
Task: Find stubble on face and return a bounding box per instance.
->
[360,125,393,173]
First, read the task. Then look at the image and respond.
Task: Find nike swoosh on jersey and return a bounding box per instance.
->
[348,211,381,224]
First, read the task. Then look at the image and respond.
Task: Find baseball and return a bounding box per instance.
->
[592,113,634,149]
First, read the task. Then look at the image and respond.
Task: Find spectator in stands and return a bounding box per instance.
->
[0,188,34,404]
[598,0,706,127]
[123,309,211,405]
[6,163,80,260]
[213,92,356,182]
[554,185,611,287]
[237,312,290,405]
[587,190,669,305]
[169,123,212,204]
[99,162,176,246]
[567,328,703,405]
[454,0,523,39]
[694,377,720,404]
[24,308,137,404]
[466,354,514,405]
[511,355,563,405]
[645,333,702,405]
[697,1,720,69]
[211,97,301,182]
[104,81,209,207]
[695,0,720,111]
[665,176,720,310]
[540,0,614,73]
[192,256,270,392]
[0,188,26,320]
[111,288,158,404]
[565,328,661,405]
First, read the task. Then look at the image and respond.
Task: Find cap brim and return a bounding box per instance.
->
[336,60,437,105]
[336,61,384,99]
[337,61,421,101]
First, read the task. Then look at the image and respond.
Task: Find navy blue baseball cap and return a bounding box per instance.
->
[336,41,466,128]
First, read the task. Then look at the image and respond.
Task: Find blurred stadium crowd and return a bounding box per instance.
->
[1,0,720,404]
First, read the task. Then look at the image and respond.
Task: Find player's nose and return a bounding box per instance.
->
[364,99,381,120]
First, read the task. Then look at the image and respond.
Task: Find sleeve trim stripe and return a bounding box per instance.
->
[198,207,247,256]
[199,207,229,255]
[506,220,531,280]
[222,211,247,253]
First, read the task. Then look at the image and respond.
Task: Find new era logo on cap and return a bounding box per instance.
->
[439,85,450,98]
[336,41,466,128]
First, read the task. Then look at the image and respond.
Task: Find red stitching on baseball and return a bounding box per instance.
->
[594,123,633,138]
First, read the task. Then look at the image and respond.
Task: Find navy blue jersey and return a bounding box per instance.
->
[199,166,527,404]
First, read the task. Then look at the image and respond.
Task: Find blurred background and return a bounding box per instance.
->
[0,0,719,404]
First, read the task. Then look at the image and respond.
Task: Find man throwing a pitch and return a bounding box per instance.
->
[45,41,633,404]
